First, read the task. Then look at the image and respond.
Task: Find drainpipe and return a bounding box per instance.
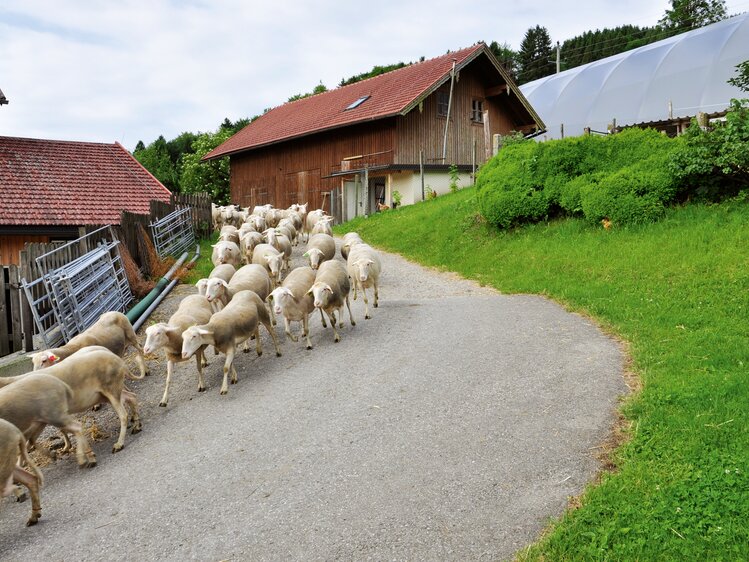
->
[126,245,200,330]
[442,59,457,162]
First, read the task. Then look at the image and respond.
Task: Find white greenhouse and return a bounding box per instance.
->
[520,12,749,139]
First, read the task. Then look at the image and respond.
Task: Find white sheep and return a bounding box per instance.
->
[29,311,148,378]
[240,231,265,265]
[303,208,325,242]
[252,243,285,285]
[196,263,236,297]
[340,231,364,260]
[181,290,271,395]
[0,418,44,527]
[308,260,355,343]
[205,263,278,326]
[310,215,334,236]
[304,233,336,270]
[268,266,317,350]
[143,294,214,408]
[211,240,242,267]
[347,243,382,320]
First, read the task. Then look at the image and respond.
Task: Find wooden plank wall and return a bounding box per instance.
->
[230,121,396,212]
[0,234,50,266]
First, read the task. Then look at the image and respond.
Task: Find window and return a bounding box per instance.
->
[471,99,484,123]
[345,95,370,110]
[437,91,449,117]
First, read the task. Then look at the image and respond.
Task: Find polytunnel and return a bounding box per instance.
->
[519,12,749,139]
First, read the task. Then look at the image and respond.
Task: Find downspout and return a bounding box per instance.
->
[441,59,457,162]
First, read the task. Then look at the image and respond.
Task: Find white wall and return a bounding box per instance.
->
[388,170,473,206]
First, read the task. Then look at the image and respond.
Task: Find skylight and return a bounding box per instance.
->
[345,95,370,110]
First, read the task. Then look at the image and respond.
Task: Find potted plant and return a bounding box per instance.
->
[392,190,402,209]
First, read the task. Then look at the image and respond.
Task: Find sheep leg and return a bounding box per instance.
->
[122,390,142,434]
[362,286,371,319]
[12,467,41,527]
[254,327,263,356]
[352,278,358,300]
[103,391,129,453]
[328,311,340,343]
[199,347,209,367]
[268,299,277,327]
[264,322,282,357]
[319,308,328,328]
[221,347,235,395]
[345,294,356,326]
[159,359,174,407]
[284,317,298,342]
[374,281,379,308]
[303,314,313,350]
[61,418,96,468]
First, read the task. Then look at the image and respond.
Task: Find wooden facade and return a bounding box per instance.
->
[227,49,542,214]
[0,234,50,266]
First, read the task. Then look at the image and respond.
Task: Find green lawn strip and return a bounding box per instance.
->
[183,232,219,285]
[335,188,749,559]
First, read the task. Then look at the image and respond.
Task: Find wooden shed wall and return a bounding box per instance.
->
[230,121,396,212]
[395,69,515,165]
[0,235,50,266]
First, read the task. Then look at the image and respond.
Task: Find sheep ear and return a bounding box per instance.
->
[325,286,333,294]
[197,327,213,336]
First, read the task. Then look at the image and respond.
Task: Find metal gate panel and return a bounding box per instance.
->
[150,206,195,259]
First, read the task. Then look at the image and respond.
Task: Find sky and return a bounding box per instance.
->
[0,0,747,151]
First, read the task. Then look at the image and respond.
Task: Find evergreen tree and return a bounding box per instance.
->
[517,25,555,84]
[659,0,727,31]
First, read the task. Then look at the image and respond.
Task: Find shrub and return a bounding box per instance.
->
[477,127,681,229]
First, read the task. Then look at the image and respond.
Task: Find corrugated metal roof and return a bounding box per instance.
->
[520,12,749,139]
[0,136,171,226]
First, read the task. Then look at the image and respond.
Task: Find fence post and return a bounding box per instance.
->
[20,249,34,352]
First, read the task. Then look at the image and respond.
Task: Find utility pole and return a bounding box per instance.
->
[556,41,561,74]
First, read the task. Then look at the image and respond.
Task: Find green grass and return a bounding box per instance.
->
[334,188,749,560]
[184,232,219,284]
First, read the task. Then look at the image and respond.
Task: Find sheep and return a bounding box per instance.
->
[304,233,336,270]
[280,209,303,232]
[0,373,97,468]
[211,240,242,267]
[308,260,355,343]
[181,290,271,395]
[263,229,292,270]
[290,203,308,229]
[0,418,43,527]
[196,263,236,297]
[268,266,317,350]
[249,214,267,232]
[205,263,276,322]
[240,231,264,265]
[252,243,285,285]
[29,311,148,378]
[341,232,364,260]
[310,215,334,236]
[264,208,282,228]
[143,294,214,407]
[303,208,325,242]
[347,243,382,320]
[251,204,272,217]
[276,219,298,246]
[23,346,144,455]
[218,225,240,245]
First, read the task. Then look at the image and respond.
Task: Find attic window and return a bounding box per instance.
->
[345,95,370,110]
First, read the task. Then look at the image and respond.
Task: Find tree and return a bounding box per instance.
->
[179,127,235,204]
[517,25,555,84]
[728,60,749,92]
[659,0,727,31]
[489,41,518,79]
[133,135,179,191]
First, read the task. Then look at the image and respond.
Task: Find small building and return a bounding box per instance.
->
[520,12,749,139]
[204,43,544,220]
[0,136,171,265]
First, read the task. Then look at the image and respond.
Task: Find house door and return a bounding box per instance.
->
[370,179,385,211]
[343,180,357,221]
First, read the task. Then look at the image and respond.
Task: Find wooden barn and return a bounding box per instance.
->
[0,136,171,265]
[204,43,544,221]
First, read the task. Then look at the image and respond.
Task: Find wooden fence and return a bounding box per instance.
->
[0,265,23,356]
[0,194,212,357]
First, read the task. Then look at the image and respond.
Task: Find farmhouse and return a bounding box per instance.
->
[520,11,749,139]
[204,43,544,220]
[0,136,171,265]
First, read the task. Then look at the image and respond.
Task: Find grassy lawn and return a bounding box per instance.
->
[335,188,749,559]
[183,232,219,284]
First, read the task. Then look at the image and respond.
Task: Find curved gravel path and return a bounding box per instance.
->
[0,241,626,561]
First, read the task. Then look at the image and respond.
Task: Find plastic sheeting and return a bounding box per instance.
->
[520,12,749,139]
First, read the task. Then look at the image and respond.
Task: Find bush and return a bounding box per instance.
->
[477,128,681,229]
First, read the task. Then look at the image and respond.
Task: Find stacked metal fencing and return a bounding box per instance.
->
[21,226,132,349]
[150,206,195,259]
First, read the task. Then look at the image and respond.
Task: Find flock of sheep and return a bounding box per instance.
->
[0,202,382,528]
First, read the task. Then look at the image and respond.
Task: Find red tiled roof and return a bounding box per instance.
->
[0,136,171,226]
[205,44,498,160]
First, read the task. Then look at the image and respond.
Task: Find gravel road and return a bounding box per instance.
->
[0,239,627,561]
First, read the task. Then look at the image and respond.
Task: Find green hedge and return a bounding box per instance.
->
[476,128,679,228]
